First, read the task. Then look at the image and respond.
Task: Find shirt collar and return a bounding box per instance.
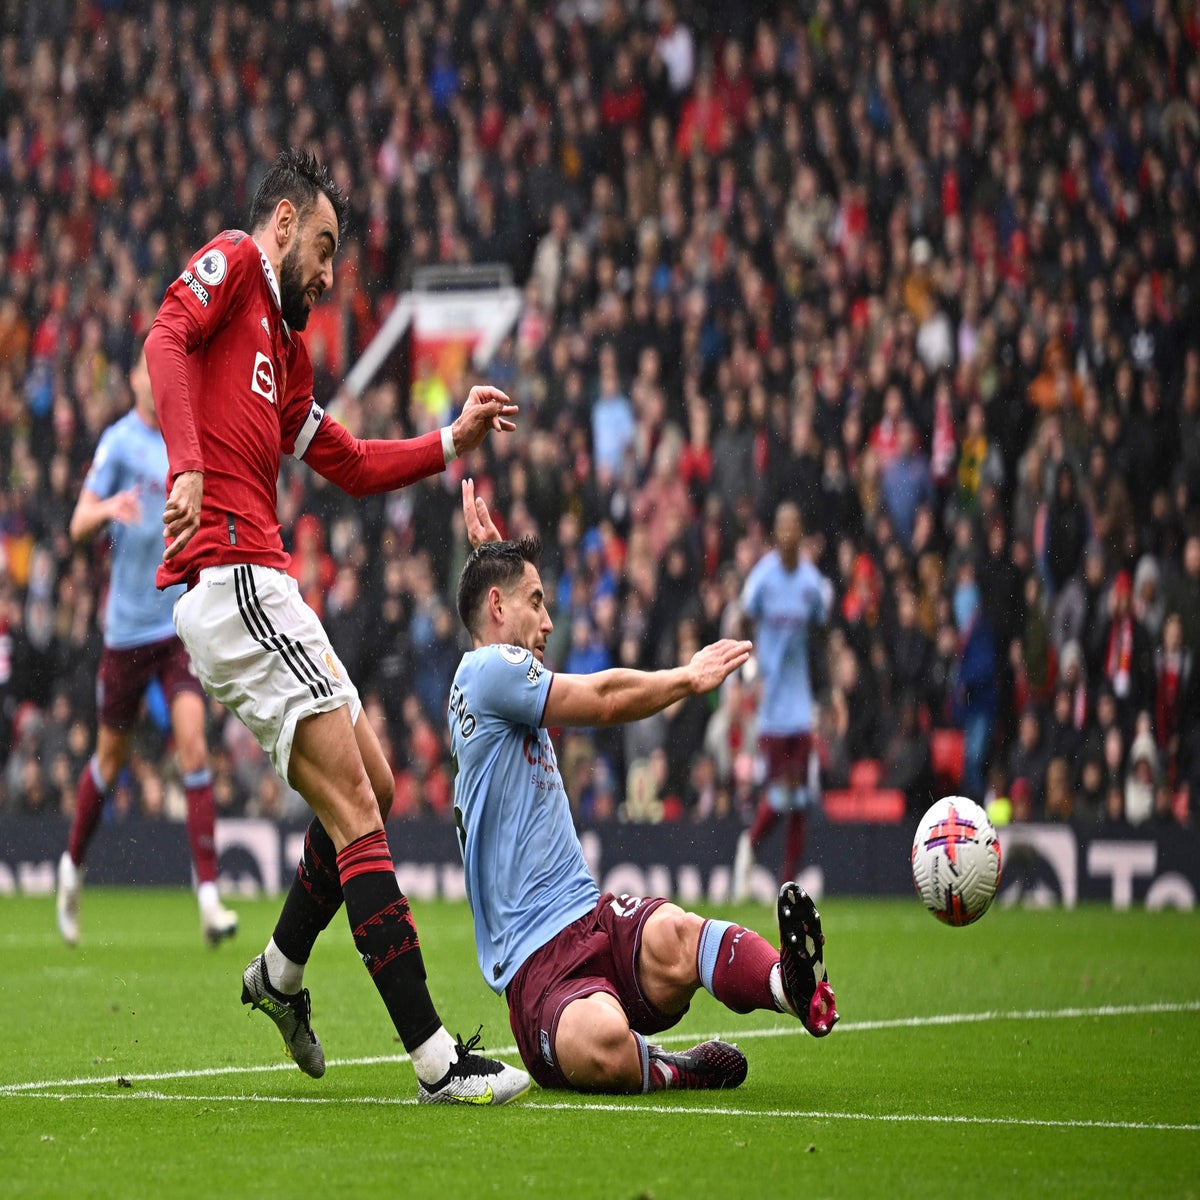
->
[253,237,281,309]
[253,237,294,341]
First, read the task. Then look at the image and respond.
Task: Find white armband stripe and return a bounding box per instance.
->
[292,402,325,460]
[441,424,458,464]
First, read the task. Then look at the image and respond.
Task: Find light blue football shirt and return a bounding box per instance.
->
[448,643,599,993]
[83,410,181,650]
[741,552,830,736]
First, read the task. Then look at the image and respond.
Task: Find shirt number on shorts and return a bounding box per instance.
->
[608,894,645,918]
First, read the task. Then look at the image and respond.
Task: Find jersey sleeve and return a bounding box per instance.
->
[300,415,446,497]
[82,425,122,500]
[473,645,553,728]
[146,232,259,476]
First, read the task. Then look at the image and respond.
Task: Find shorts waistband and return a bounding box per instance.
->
[187,563,287,590]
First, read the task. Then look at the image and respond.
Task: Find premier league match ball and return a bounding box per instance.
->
[911,796,1002,926]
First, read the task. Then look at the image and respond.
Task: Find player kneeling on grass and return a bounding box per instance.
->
[446,482,839,1093]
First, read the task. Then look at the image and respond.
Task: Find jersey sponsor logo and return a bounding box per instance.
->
[260,316,269,334]
[250,351,277,404]
[323,650,340,680]
[180,269,210,308]
[195,248,227,285]
[498,644,528,665]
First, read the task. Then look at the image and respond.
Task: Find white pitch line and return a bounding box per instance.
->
[3,999,1197,1096]
[4,1090,1197,1133]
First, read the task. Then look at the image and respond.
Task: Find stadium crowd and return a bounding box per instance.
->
[0,0,1197,837]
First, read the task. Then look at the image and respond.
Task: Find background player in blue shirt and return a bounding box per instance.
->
[56,342,238,947]
[445,481,839,1094]
[732,501,833,902]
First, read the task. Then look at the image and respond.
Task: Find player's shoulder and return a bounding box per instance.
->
[96,407,142,451]
[184,230,260,293]
[464,643,532,673]
[746,549,780,585]
[464,643,546,688]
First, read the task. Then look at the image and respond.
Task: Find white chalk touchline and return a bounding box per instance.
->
[4,1090,1197,1133]
[2,999,1197,1097]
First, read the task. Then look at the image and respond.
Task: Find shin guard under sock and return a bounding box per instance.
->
[781,809,808,883]
[337,829,441,1052]
[183,768,218,884]
[272,816,344,966]
[697,918,779,1014]
[67,758,108,865]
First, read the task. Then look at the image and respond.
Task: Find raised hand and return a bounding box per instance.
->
[462,477,502,548]
[450,386,518,457]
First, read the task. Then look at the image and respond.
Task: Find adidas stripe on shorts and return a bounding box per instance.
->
[174,563,361,780]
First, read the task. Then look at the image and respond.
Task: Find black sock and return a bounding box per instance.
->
[272,816,343,965]
[337,829,441,1052]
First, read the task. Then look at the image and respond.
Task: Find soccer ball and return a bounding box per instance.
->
[911,796,1002,926]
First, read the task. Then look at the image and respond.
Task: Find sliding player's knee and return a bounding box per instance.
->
[643,906,704,990]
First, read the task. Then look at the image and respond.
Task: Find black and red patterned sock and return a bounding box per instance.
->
[271,816,343,965]
[337,828,441,1052]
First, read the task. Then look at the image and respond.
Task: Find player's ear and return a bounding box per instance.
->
[275,198,296,243]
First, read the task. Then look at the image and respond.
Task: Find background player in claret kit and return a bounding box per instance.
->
[445,481,838,1095]
[56,341,238,949]
[144,148,528,1104]
[732,501,833,902]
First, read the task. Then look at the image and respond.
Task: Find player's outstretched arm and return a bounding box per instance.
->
[301,387,518,498]
[543,639,752,729]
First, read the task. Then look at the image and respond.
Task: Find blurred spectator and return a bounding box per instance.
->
[949,565,997,798]
[1094,571,1155,737]
[1125,720,1161,828]
[883,692,933,816]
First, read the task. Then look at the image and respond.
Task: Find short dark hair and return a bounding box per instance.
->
[248,147,349,239]
[457,538,543,636]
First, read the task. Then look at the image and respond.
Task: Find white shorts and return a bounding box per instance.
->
[173,563,361,780]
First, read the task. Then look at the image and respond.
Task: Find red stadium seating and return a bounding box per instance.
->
[822,788,906,824]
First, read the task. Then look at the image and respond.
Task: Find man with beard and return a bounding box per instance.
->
[144,149,528,1105]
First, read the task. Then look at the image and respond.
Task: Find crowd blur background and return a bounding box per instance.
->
[0,0,1197,838]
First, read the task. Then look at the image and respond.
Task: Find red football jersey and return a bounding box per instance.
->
[147,230,445,588]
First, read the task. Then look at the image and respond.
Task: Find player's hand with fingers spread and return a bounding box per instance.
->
[162,470,203,561]
[687,639,753,695]
[462,477,503,548]
[450,385,518,457]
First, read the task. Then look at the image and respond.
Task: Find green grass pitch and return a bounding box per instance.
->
[2,890,1197,1199]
